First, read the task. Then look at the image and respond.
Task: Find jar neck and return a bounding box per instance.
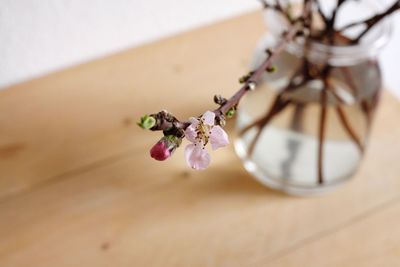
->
[285,20,391,67]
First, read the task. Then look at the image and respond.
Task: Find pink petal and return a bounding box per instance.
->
[184,124,197,143]
[210,126,229,150]
[202,111,215,126]
[185,143,211,170]
[189,117,199,127]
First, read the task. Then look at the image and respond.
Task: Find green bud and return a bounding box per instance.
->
[239,71,255,84]
[226,109,235,119]
[165,134,182,147]
[137,115,156,129]
[266,66,277,73]
[239,75,249,84]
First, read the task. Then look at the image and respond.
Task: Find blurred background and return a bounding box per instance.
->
[1,1,400,266]
[1,0,400,98]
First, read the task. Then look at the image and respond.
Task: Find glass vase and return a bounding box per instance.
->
[235,10,391,195]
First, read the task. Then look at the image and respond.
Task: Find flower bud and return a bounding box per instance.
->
[138,115,156,129]
[215,114,226,127]
[265,48,273,56]
[150,135,181,161]
[266,65,277,73]
[214,95,227,105]
[226,108,236,119]
[150,140,170,161]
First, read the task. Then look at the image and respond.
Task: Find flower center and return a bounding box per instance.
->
[195,121,212,147]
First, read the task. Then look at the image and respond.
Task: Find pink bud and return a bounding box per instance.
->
[150,140,171,161]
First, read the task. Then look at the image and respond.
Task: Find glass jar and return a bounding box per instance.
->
[235,8,391,195]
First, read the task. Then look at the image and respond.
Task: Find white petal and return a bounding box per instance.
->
[210,126,229,150]
[185,144,211,170]
[184,124,198,143]
[189,117,199,126]
[202,111,215,126]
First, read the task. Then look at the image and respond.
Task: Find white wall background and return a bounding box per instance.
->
[0,0,259,89]
[0,0,399,97]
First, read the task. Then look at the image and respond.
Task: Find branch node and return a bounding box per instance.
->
[247,82,257,91]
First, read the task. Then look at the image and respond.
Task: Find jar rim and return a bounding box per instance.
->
[286,17,391,66]
[280,0,393,65]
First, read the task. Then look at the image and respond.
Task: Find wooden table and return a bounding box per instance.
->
[1,11,400,267]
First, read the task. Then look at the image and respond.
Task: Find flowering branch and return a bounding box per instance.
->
[138,0,399,171]
[138,15,307,169]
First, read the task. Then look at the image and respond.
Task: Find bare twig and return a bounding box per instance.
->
[339,0,400,43]
[239,60,309,137]
[317,85,328,184]
[217,21,304,116]
[315,0,329,26]
[147,16,309,135]
[245,94,292,155]
[335,105,364,153]
[143,0,398,175]
[259,0,294,23]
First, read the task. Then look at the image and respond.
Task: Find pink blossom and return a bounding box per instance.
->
[184,111,229,170]
[185,144,211,170]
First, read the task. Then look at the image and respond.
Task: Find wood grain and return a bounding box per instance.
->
[0,11,400,267]
[268,199,400,267]
[0,11,261,199]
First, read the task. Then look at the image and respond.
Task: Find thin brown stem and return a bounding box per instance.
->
[146,0,315,136]
[239,60,309,137]
[341,1,399,31]
[241,62,311,156]
[312,0,348,42]
[361,89,381,130]
[339,67,358,97]
[246,95,292,155]
[325,79,363,153]
[147,21,303,134]
[327,86,345,105]
[247,120,268,157]
[217,21,304,116]
[339,0,399,43]
[339,66,373,130]
[317,87,328,184]
[239,94,288,136]
[259,0,294,23]
[335,105,364,153]
[315,0,329,26]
